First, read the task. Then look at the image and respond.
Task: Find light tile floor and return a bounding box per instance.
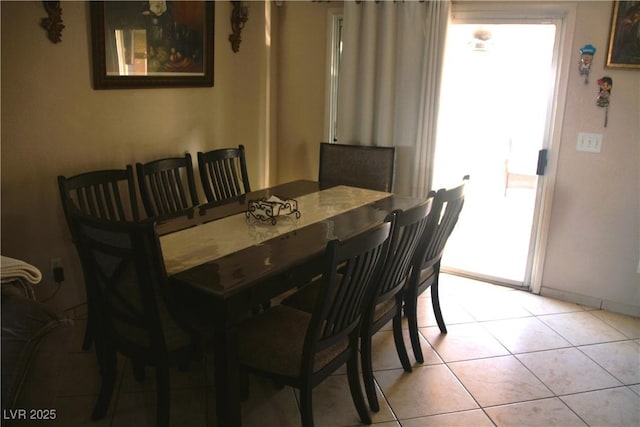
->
[52,274,640,426]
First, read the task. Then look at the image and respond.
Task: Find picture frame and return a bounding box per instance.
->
[90,1,214,89]
[606,1,640,69]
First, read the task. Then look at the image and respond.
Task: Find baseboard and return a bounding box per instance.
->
[601,300,640,318]
[540,286,640,317]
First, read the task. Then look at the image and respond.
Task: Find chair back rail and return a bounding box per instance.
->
[376,200,433,301]
[70,211,199,424]
[359,198,432,411]
[197,145,250,203]
[57,166,140,353]
[418,175,469,271]
[71,214,182,354]
[58,166,140,224]
[237,221,392,426]
[305,222,391,360]
[136,154,199,217]
[319,142,396,192]
[406,175,469,358]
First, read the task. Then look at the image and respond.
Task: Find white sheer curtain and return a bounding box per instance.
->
[336,0,450,197]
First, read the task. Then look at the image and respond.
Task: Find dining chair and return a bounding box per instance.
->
[360,198,433,411]
[318,142,396,192]
[135,153,199,218]
[68,211,203,427]
[237,221,392,427]
[405,175,469,363]
[58,166,140,224]
[281,200,433,412]
[57,166,140,352]
[197,145,251,203]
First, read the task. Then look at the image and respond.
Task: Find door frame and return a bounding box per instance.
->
[449,2,577,293]
[324,8,343,145]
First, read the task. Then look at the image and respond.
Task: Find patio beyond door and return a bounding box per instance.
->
[433,21,560,287]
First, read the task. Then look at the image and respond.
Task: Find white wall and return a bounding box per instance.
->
[541,1,640,316]
[1,1,272,310]
[1,1,639,317]
[273,2,334,184]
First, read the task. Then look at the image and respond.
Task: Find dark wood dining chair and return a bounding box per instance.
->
[68,211,202,427]
[197,145,251,203]
[318,142,396,192]
[57,166,140,352]
[405,175,469,363]
[58,166,140,224]
[360,198,433,411]
[237,221,392,427]
[136,153,199,218]
[281,200,433,412]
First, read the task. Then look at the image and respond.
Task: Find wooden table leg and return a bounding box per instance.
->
[213,325,242,427]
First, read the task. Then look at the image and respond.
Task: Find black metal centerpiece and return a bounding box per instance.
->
[246,195,300,225]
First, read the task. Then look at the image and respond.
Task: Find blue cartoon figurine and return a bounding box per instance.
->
[579,44,596,84]
[597,76,613,127]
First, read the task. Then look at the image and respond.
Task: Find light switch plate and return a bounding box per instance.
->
[577,132,602,153]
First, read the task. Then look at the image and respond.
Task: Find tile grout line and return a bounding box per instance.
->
[414,295,637,427]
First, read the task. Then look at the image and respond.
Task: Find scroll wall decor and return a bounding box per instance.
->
[41,1,64,43]
[229,1,248,53]
[90,1,214,89]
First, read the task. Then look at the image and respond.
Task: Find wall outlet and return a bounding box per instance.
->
[577,132,603,153]
[50,258,64,283]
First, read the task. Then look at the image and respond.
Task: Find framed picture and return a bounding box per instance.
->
[90,1,214,89]
[606,1,640,69]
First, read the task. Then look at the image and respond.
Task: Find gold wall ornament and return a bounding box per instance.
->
[41,1,64,44]
[229,1,248,53]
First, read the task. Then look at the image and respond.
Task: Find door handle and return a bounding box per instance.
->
[536,149,548,176]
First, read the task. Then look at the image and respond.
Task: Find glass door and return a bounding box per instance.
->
[433,20,560,287]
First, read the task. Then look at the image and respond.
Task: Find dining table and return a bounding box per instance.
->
[155,179,424,427]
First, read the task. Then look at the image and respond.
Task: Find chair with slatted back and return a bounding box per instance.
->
[405,175,469,363]
[281,200,433,412]
[58,166,140,224]
[57,166,140,352]
[197,145,251,203]
[319,142,396,192]
[69,211,202,427]
[360,198,432,411]
[136,154,199,218]
[237,221,392,427]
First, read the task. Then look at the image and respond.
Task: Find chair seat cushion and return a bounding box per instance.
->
[280,282,319,313]
[373,298,397,323]
[238,305,348,377]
